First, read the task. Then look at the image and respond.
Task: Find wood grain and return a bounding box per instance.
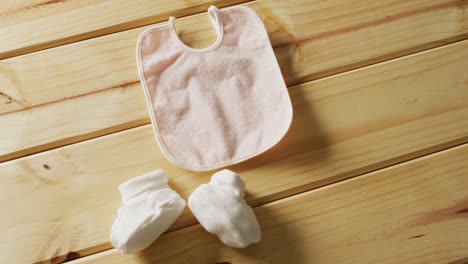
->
[0,0,248,59]
[71,144,468,264]
[1,41,467,263]
[1,0,467,161]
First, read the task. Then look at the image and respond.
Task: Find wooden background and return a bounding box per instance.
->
[0,0,467,263]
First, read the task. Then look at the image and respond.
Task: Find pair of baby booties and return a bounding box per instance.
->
[110,169,261,254]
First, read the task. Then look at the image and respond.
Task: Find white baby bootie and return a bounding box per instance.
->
[110,170,185,254]
[188,169,261,248]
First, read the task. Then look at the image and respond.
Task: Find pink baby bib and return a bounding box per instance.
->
[136,5,293,171]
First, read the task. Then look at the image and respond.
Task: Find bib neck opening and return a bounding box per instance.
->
[169,6,223,52]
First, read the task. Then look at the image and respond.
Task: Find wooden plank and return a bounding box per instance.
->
[0,0,248,59]
[1,0,467,161]
[72,144,468,264]
[1,41,467,263]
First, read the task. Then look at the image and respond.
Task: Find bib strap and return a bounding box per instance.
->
[208,5,223,35]
[168,16,176,30]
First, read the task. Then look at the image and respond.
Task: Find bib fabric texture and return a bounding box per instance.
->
[136,6,293,171]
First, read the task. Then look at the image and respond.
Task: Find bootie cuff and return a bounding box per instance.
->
[119,169,169,203]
